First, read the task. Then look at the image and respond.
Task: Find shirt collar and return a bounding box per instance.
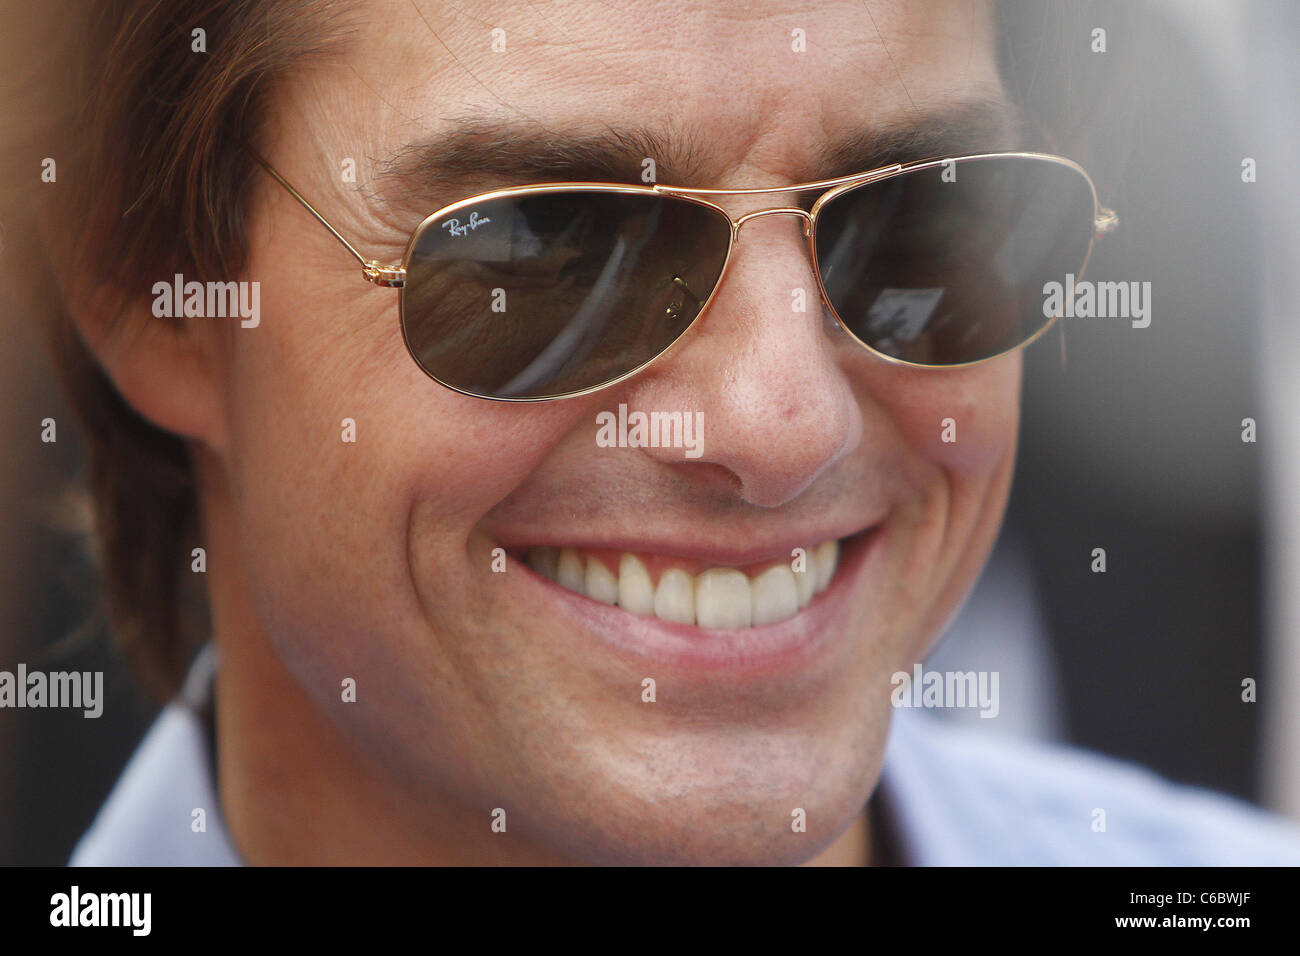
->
[72,644,929,866]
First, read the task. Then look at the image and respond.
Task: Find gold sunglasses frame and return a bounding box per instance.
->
[256,150,1118,402]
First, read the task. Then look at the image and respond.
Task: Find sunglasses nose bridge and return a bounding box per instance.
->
[732,205,814,239]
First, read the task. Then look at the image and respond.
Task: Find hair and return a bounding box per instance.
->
[2,0,358,699]
[2,0,1141,701]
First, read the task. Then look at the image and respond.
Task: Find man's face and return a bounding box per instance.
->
[215,0,1019,863]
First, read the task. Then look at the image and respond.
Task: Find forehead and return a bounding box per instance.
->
[297,0,1005,197]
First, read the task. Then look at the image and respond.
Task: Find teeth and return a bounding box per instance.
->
[585,555,619,605]
[525,537,843,630]
[695,568,753,629]
[653,567,695,624]
[812,540,839,594]
[793,556,816,608]
[750,565,800,627]
[618,553,655,615]
[558,547,586,593]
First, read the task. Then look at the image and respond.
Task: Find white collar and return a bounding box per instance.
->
[72,645,1300,865]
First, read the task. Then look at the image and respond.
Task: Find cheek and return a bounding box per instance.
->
[225,275,579,529]
[858,355,1023,666]
[215,275,584,645]
[878,354,1023,477]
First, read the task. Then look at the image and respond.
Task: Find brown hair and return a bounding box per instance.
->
[3,0,356,699]
[4,0,1140,701]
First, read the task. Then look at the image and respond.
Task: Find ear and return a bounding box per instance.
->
[68,275,230,454]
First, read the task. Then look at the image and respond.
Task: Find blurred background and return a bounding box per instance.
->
[924,0,1300,822]
[1,0,1297,863]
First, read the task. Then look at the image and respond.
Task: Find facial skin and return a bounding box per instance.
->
[88,0,1021,864]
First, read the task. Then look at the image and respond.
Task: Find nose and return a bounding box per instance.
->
[732,205,813,238]
[622,212,862,508]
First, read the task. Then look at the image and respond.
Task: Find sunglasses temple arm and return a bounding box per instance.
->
[250,152,406,288]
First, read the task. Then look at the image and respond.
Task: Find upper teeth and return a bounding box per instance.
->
[524,540,840,629]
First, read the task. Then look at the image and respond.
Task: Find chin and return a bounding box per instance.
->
[495,717,886,866]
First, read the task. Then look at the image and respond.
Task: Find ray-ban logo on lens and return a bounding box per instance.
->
[442,211,492,237]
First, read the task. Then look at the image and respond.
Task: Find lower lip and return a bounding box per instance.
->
[510,527,883,678]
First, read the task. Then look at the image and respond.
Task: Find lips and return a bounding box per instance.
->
[496,524,883,676]
[521,538,841,629]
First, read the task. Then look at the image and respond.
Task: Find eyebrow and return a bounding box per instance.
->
[371,97,1035,216]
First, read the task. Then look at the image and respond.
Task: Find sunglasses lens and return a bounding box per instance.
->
[815,155,1097,365]
[401,190,731,399]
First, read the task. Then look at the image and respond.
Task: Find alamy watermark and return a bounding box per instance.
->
[50,886,150,936]
[596,403,704,459]
[152,273,260,327]
[890,664,999,718]
[0,664,103,718]
[1042,273,1151,328]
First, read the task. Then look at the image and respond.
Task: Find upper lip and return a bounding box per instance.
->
[495,518,882,568]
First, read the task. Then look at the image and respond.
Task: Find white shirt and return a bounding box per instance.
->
[70,645,1300,866]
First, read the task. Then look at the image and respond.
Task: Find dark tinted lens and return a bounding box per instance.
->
[815,155,1097,365]
[402,190,731,399]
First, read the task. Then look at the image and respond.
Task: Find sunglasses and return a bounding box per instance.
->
[255,151,1117,402]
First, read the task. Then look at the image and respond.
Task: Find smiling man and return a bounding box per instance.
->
[20,0,1300,866]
